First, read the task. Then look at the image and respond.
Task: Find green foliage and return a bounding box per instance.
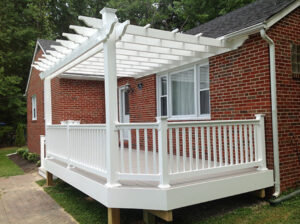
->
[19,148,29,160]
[107,0,255,31]
[27,152,40,163]
[0,126,14,146]
[0,147,24,177]
[36,160,41,167]
[15,123,26,147]
[16,147,27,156]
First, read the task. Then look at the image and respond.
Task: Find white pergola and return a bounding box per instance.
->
[36,8,238,187]
[33,9,235,80]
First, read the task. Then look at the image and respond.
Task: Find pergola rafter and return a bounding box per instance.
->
[35,8,237,80]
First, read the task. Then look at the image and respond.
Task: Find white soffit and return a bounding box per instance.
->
[35,8,234,80]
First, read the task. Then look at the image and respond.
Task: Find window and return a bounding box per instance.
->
[199,65,210,114]
[160,76,168,116]
[292,44,300,74]
[32,95,37,120]
[158,63,210,119]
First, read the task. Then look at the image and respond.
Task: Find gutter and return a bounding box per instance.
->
[260,28,280,198]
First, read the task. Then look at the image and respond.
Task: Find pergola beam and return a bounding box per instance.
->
[37,7,235,81]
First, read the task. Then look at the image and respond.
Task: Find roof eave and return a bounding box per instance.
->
[220,0,300,41]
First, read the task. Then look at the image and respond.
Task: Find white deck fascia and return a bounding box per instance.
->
[45,158,273,210]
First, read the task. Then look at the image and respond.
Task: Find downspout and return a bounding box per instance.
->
[260,29,280,197]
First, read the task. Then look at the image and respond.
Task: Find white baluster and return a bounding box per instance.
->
[244,124,248,163]
[218,125,222,167]
[176,128,180,172]
[212,126,217,167]
[136,129,140,173]
[201,127,205,169]
[195,128,199,170]
[239,125,244,163]
[182,128,186,172]
[188,127,193,171]
[152,128,157,174]
[207,127,211,168]
[169,129,173,173]
[229,125,233,165]
[144,129,148,173]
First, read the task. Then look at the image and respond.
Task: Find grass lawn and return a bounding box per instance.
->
[36,179,141,224]
[0,147,24,177]
[37,179,300,224]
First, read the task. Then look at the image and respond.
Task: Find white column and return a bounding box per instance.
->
[44,77,52,161]
[101,8,120,187]
[157,117,170,188]
[256,114,267,170]
[40,135,45,168]
[44,77,52,125]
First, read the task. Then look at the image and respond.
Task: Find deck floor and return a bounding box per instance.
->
[120,147,213,174]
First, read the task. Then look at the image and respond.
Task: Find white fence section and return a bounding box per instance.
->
[45,114,266,188]
[116,122,160,182]
[46,124,107,178]
[167,114,266,183]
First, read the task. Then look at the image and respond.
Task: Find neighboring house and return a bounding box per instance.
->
[26,39,61,154]
[26,0,299,221]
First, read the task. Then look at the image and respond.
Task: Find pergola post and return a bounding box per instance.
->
[44,77,52,126]
[101,8,120,187]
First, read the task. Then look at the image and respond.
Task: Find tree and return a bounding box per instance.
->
[15,123,26,147]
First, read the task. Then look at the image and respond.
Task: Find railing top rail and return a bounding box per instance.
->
[69,124,106,128]
[47,124,67,128]
[167,119,259,128]
[115,122,159,129]
[47,124,106,128]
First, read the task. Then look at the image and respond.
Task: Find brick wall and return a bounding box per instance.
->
[209,33,273,170]
[268,7,300,190]
[51,79,106,124]
[50,74,157,125]
[210,7,300,191]
[27,48,45,154]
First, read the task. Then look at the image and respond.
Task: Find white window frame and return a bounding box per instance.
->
[32,95,37,121]
[157,61,210,120]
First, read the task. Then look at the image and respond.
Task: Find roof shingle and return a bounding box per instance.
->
[186,0,296,38]
[37,39,60,52]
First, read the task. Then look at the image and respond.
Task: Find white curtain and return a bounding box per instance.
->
[171,69,195,116]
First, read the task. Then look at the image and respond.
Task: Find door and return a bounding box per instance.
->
[119,87,130,139]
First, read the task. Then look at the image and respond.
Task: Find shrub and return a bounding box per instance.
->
[22,150,29,160]
[16,147,27,156]
[36,160,41,167]
[27,152,40,163]
[0,126,14,146]
[15,123,26,147]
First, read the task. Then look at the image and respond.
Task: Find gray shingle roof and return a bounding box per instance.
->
[186,0,296,38]
[37,39,60,52]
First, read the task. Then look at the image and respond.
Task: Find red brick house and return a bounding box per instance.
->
[26,0,299,220]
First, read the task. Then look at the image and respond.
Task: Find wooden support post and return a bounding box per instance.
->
[252,189,266,199]
[108,208,120,224]
[143,210,155,224]
[46,171,54,186]
[145,210,173,222]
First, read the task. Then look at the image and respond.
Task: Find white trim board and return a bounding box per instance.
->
[45,158,273,210]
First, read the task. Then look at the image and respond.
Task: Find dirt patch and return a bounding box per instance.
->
[9,154,38,173]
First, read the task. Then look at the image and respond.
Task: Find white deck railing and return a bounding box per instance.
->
[46,124,107,178]
[45,114,266,188]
